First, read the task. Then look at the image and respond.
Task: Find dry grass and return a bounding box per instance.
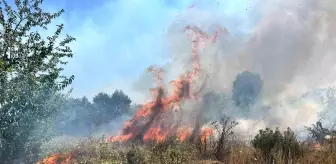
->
[37,136,336,164]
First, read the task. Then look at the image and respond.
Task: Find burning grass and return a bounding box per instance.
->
[36,133,336,164]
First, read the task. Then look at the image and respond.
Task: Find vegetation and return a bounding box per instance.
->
[0,0,132,162]
[0,0,74,163]
[36,122,336,164]
[1,1,336,164]
[251,127,302,164]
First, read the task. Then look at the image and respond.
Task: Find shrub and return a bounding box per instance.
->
[149,137,198,163]
[126,146,151,164]
[251,127,302,164]
[211,115,238,162]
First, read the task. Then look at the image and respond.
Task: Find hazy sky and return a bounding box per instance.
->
[41,0,255,102]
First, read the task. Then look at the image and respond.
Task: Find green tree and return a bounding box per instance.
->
[0,0,75,163]
[232,71,263,109]
[55,97,96,136]
[93,90,132,126]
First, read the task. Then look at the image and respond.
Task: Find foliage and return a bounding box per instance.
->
[93,90,132,125]
[52,90,133,137]
[35,125,336,164]
[149,137,198,163]
[232,71,263,109]
[251,127,302,164]
[54,97,96,136]
[0,0,75,163]
[305,121,335,144]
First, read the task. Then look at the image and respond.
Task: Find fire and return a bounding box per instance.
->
[200,128,214,145]
[143,128,169,143]
[36,153,74,164]
[107,23,224,143]
[176,127,193,141]
[38,4,225,164]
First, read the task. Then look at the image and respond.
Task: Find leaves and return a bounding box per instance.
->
[0,0,75,163]
[251,127,302,163]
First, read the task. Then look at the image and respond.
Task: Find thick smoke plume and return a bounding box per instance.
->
[124,0,336,139]
[48,0,336,146]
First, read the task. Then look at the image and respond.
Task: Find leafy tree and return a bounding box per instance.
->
[0,0,75,163]
[54,97,96,136]
[93,92,112,125]
[93,90,132,126]
[232,71,263,109]
[110,90,132,118]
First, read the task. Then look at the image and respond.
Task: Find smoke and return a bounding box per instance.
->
[49,0,336,144]
[142,0,336,137]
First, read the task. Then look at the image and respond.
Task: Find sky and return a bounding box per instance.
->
[41,0,256,103]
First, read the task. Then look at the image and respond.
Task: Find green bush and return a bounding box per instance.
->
[251,127,302,163]
[149,137,198,164]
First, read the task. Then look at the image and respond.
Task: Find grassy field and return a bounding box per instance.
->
[36,134,336,164]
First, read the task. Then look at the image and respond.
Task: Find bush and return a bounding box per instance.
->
[126,147,151,164]
[251,127,302,164]
[211,116,238,162]
[149,137,198,163]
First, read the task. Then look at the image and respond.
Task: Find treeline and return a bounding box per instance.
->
[53,90,137,136]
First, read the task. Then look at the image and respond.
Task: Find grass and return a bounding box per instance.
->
[36,134,336,164]
[36,120,336,164]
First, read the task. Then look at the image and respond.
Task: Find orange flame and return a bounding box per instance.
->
[201,128,213,145]
[39,5,226,163]
[107,25,223,143]
[37,153,74,164]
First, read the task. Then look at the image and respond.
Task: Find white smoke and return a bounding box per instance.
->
[152,0,336,137]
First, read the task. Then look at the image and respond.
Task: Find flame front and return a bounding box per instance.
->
[107,24,224,143]
[36,153,73,164]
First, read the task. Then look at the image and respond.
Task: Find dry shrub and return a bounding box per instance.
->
[211,115,238,162]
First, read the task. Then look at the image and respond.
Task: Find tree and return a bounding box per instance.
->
[305,121,336,145]
[110,90,132,118]
[232,71,263,109]
[54,97,96,136]
[211,115,238,162]
[0,0,75,163]
[92,90,132,126]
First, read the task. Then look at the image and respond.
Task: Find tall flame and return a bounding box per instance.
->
[107,25,223,143]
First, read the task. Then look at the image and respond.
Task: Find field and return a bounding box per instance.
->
[36,123,336,164]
